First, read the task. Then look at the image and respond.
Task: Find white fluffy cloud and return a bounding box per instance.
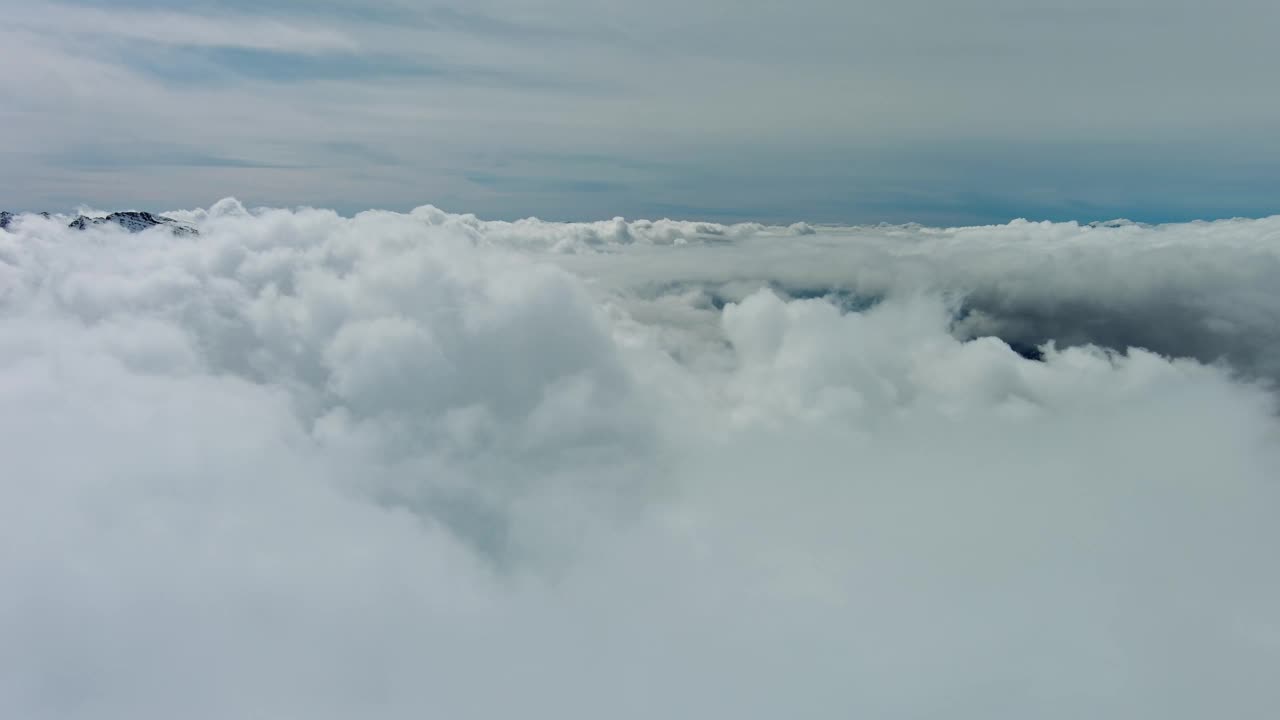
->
[1,204,1278,719]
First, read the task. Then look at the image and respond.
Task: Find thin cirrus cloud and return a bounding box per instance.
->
[2,0,1279,219]
[12,4,359,53]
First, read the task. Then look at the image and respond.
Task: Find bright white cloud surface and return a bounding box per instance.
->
[1,203,1278,718]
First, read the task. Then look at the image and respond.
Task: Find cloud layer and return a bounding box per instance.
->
[2,203,1278,718]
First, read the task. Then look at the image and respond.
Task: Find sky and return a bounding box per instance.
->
[3,0,1279,223]
[3,206,1280,718]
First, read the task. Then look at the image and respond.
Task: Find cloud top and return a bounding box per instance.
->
[1,202,1278,719]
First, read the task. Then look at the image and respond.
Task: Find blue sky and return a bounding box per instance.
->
[2,0,1278,224]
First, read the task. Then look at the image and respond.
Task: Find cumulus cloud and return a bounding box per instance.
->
[549,214,1280,381]
[1,203,1278,719]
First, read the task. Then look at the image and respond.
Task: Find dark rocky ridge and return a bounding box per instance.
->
[1,210,197,236]
[67,211,198,236]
